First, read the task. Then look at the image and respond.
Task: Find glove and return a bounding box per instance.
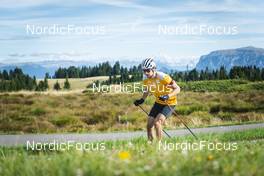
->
[134,98,145,106]
[159,95,169,101]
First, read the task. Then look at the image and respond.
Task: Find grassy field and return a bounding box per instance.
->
[37,78,264,92]
[37,76,109,90]
[178,79,264,92]
[0,79,263,175]
[0,128,263,176]
[0,83,263,133]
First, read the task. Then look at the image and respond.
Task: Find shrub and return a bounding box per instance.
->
[210,105,221,114]
[50,116,78,127]
[217,111,233,121]
[176,106,192,115]
[221,100,255,113]
[176,104,207,115]
[31,107,46,116]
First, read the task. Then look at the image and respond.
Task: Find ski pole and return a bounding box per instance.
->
[165,102,198,140]
[138,105,171,138]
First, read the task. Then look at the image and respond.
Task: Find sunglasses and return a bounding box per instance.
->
[143,69,151,73]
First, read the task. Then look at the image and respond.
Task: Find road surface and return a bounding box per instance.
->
[0,123,264,146]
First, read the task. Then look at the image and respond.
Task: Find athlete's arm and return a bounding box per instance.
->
[168,80,180,97]
[142,87,149,100]
[134,87,149,106]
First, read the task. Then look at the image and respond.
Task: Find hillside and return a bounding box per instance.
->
[196,46,264,71]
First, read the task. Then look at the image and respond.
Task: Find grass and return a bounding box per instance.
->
[0,89,263,134]
[0,128,264,175]
[178,79,264,92]
[36,79,264,92]
[37,76,109,91]
[0,79,263,134]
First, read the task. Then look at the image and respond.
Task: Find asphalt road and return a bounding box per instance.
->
[0,123,264,146]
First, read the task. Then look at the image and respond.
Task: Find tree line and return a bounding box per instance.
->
[54,61,120,78]
[1,64,264,92]
[54,61,143,83]
[171,66,264,82]
[54,62,264,83]
[0,68,70,92]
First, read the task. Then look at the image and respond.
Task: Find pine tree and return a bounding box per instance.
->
[25,75,34,90]
[63,77,70,90]
[53,81,61,90]
[3,70,9,80]
[187,69,199,81]
[0,68,38,91]
[113,61,120,75]
[219,66,228,80]
[109,74,112,84]
[45,72,50,79]
[44,74,49,90]
[36,80,46,91]
[33,76,37,89]
[255,67,261,81]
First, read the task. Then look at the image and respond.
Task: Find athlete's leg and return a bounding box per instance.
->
[154,113,166,141]
[147,116,155,141]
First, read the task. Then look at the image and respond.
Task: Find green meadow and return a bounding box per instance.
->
[0,128,263,176]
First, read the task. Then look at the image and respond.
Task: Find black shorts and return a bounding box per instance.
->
[149,102,176,118]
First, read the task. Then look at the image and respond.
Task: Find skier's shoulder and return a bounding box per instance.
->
[156,71,170,80]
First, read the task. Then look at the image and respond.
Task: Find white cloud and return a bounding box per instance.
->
[0,0,263,64]
[0,0,153,9]
[0,0,58,8]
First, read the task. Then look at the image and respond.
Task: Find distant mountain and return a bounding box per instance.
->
[0,63,55,78]
[196,46,264,71]
[3,46,263,78]
[0,59,193,78]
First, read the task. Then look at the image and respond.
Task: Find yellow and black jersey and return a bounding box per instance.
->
[143,71,177,105]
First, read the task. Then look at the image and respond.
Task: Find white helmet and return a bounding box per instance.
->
[142,58,156,70]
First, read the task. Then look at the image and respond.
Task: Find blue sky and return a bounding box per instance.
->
[0,0,264,66]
